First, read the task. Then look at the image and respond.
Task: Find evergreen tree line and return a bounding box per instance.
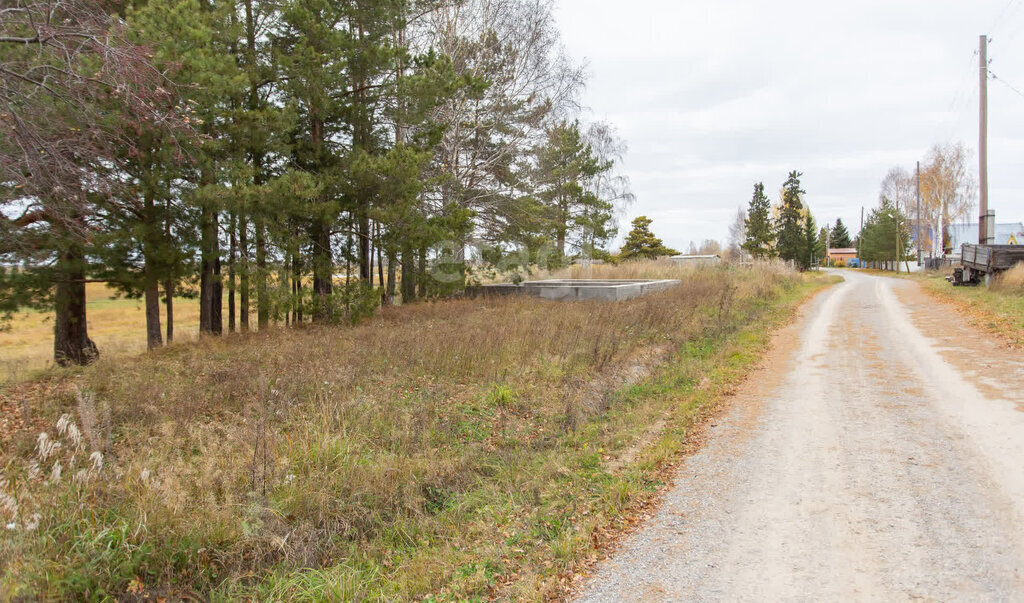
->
[740,171,825,270]
[0,0,633,365]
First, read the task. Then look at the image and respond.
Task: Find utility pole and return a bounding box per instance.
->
[916,161,922,265]
[979,34,990,245]
[897,203,909,273]
[859,206,864,268]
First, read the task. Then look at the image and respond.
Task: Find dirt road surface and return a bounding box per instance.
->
[577,271,1024,601]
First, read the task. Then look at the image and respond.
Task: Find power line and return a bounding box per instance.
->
[989,0,1024,36]
[992,1,1024,45]
[990,69,1024,99]
[940,50,981,143]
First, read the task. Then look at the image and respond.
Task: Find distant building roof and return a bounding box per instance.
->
[827,248,857,255]
[669,254,720,260]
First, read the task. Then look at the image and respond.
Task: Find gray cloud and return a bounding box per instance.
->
[557,0,1024,250]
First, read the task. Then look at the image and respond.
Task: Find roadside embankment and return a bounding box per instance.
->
[1,262,833,601]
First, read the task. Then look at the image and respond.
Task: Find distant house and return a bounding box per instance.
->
[827,248,858,266]
[668,254,721,266]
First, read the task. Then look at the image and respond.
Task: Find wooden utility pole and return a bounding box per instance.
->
[979,34,989,245]
[915,161,922,264]
[859,206,864,267]
[898,203,911,273]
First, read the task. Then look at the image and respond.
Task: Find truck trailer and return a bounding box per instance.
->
[949,243,1024,286]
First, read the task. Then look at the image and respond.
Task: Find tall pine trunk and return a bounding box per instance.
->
[212,256,223,333]
[556,192,568,257]
[283,252,290,327]
[164,278,174,343]
[144,277,162,350]
[240,214,250,331]
[255,217,267,329]
[142,187,162,350]
[386,249,396,305]
[199,203,222,335]
[401,243,415,303]
[310,219,332,322]
[353,47,372,284]
[228,211,237,333]
[53,242,97,366]
[417,245,427,299]
[358,215,371,283]
[372,227,380,288]
[164,197,174,343]
[292,250,303,324]
[376,226,385,301]
[244,0,265,330]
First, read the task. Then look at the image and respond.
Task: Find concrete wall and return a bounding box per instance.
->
[468,279,681,302]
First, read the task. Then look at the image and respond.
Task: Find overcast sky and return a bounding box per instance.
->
[554,0,1024,251]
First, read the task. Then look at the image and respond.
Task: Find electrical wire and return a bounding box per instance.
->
[989,0,1023,34]
[939,50,981,143]
[991,0,1024,46]
[990,69,1024,99]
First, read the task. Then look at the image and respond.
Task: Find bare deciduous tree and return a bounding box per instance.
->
[424,0,585,242]
[583,120,634,250]
[727,206,747,260]
[918,143,976,256]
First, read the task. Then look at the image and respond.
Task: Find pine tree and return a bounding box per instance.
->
[775,171,805,265]
[742,183,774,259]
[818,225,833,264]
[619,216,678,260]
[800,212,821,270]
[275,0,351,321]
[236,0,291,330]
[860,197,912,266]
[830,218,853,248]
[532,121,613,260]
[95,0,238,349]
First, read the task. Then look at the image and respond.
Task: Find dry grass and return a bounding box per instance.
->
[0,261,826,600]
[0,283,218,383]
[992,263,1024,296]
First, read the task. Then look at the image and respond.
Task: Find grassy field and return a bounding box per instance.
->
[1,261,831,600]
[0,283,214,383]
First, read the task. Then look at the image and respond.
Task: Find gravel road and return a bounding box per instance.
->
[576,271,1024,601]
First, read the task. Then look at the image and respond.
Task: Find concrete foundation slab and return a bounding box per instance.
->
[467,279,681,302]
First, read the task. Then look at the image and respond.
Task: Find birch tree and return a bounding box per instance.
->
[425,0,585,243]
[919,143,976,256]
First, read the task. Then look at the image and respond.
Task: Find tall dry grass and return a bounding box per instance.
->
[993,262,1024,295]
[0,261,813,600]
